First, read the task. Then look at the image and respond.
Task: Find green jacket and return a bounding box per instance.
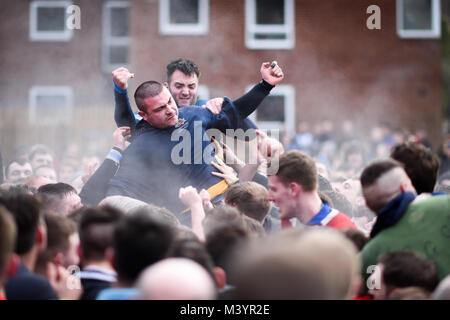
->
[361,195,450,284]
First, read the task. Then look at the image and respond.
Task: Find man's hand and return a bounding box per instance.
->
[113,126,132,151]
[202,97,224,115]
[112,67,135,90]
[260,61,284,86]
[211,156,238,185]
[179,186,203,208]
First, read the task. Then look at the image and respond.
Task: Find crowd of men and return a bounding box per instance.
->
[1,58,450,301]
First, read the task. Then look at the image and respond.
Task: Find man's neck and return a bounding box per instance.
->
[20,247,38,272]
[295,192,323,224]
[82,260,115,272]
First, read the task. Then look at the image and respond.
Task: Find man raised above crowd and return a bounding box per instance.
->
[113,58,256,134]
[107,61,283,222]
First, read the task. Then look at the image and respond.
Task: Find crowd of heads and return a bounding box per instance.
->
[1,58,450,300]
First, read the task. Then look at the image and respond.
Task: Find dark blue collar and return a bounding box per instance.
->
[307,202,331,225]
[370,191,416,238]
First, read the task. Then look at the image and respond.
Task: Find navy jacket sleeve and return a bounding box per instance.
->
[113,86,137,133]
[79,157,120,206]
[206,80,273,131]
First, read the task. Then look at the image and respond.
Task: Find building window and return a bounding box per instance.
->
[29,86,73,125]
[397,0,441,38]
[197,85,210,102]
[159,0,209,35]
[248,84,295,134]
[29,1,73,41]
[102,1,130,72]
[245,0,295,49]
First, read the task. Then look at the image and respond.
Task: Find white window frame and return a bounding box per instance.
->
[247,84,295,134]
[245,0,295,50]
[102,1,130,72]
[159,0,209,35]
[396,0,441,39]
[29,86,73,125]
[29,1,73,41]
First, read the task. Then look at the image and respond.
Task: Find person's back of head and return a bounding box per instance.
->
[99,195,149,214]
[168,239,216,283]
[203,206,251,275]
[113,209,175,285]
[340,228,369,252]
[79,206,124,266]
[0,205,17,286]
[378,250,439,297]
[129,205,180,229]
[137,258,215,300]
[0,186,42,256]
[224,181,271,223]
[35,215,77,274]
[230,228,361,299]
[37,183,81,217]
[360,159,416,213]
[390,142,440,194]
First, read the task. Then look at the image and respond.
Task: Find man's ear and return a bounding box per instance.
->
[213,266,226,289]
[137,110,146,119]
[36,226,45,246]
[289,182,301,197]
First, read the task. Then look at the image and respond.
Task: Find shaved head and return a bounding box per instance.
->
[361,162,416,213]
[137,258,216,300]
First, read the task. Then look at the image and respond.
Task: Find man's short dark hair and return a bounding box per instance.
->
[390,142,440,194]
[113,209,175,283]
[360,159,403,188]
[78,206,123,262]
[0,186,41,254]
[0,205,16,275]
[274,150,317,191]
[166,59,200,83]
[379,250,439,293]
[38,183,77,197]
[134,81,164,111]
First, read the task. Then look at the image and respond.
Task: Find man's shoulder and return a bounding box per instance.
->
[5,270,57,300]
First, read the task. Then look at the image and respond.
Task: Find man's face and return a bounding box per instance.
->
[6,162,32,184]
[268,175,296,220]
[166,70,198,107]
[139,87,179,129]
[35,167,57,183]
[31,153,53,170]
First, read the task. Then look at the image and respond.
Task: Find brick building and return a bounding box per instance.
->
[0,0,443,160]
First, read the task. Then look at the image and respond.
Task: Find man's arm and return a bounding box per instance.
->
[206,61,284,130]
[112,67,137,132]
[79,127,131,206]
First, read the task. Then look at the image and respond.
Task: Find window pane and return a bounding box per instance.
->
[256,96,285,122]
[254,33,287,40]
[403,0,432,30]
[256,0,285,25]
[36,95,69,119]
[37,7,66,31]
[109,45,128,64]
[170,0,199,24]
[110,7,129,37]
